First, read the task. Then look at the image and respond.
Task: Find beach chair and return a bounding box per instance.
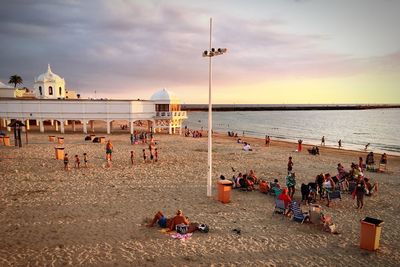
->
[378,163,387,173]
[272,199,287,218]
[289,201,310,223]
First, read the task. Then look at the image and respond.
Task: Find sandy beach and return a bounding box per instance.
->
[0,128,399,266]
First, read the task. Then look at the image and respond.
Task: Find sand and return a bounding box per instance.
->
[0,127,399,266]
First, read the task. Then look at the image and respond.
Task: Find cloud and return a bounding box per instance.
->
[0,0,398,101]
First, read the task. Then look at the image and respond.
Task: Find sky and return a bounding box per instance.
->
[0,0,399,104]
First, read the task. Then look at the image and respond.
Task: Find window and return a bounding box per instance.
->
[49,86,53,95]
[39,86,42,95]
[59,87,62,95]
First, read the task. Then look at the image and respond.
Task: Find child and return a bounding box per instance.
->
[74,155,80,168]
[83,153,88,168]
[287,156,293,174]
[149,147,154,162]
[142,149,147,163]
[64,153,69,171]
[155,148,158,162]
[354,179,366,209]
[130,151,134,165]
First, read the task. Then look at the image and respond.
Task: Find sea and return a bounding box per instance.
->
[184,108,400,156]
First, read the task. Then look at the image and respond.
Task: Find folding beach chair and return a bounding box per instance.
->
[289,201,310,223]
[272,199,287,219]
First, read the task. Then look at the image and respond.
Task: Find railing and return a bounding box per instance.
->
[156,111,187,118]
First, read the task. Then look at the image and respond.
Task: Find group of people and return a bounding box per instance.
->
[63,152,88,170]
[130,131,152,145]
[231,170,259,191]
[228,131,239,138]
[184,128,203,138]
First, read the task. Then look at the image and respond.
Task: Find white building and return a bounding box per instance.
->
[33,64,66,99]
[0,66,187,134]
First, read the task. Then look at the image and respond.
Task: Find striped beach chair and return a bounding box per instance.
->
[289,201,310,223]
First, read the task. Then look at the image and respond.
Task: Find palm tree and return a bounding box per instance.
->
[8,75,23,88]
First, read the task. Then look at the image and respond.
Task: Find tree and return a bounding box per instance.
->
[8,75,23,88]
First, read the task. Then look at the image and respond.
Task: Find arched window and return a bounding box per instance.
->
[49,86,53,95]
[39,86,42,95]
[59,87,62,95]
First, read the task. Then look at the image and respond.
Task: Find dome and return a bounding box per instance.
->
[150,88,180,103]
[35,64,64,83]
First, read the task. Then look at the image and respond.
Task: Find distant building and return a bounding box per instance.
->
[33,64,66,99]
[0,65,187,134]
[0,81,15,98]
[15,88,36,98]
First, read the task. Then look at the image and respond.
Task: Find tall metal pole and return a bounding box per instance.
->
[207,18,213,197]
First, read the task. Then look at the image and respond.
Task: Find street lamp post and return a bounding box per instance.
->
[202,18,227,197]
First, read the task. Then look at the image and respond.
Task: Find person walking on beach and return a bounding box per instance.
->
[287,156,293,174]
[74,155,80,168]
[142,149,147,163]
[83,153,88,168]
[338,139,342,149]
[130,151,134,165]
[297,139,303,152]
[106,140,113,161]
[155,148,158,162]
[286,172,296,199]
[364,143,370,151]
[130,134,134,145]
[321,136,325,146]
[64,153,69,171]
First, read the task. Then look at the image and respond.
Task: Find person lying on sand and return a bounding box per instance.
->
[147,210,189,232]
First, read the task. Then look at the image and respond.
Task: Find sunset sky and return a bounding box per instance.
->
[0,0,399,104]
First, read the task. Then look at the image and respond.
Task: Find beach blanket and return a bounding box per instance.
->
[171,233,192,241]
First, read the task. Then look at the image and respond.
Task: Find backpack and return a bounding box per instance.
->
[176,224,189,234]
[197,223,209,233]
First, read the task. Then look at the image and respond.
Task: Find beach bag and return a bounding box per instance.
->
[176,224,189,234]
[197,223,209,233]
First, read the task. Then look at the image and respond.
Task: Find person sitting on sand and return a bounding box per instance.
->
[234,173,244,188]
[244,175,255,191]
[366,152,375,170]
[278,188,292,210]
[363,177,378,196]
[248,169,258,184]
[243,142,252,151]
[271,179,281,189]
[147,210,189,232]
[379,153,387,172]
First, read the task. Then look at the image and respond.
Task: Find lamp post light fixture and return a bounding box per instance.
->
[202,18,227,197]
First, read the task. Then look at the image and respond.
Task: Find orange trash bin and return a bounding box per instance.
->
[3,136,10,146]
[360,217,384,251]
[55,147,65,160]
[49,135,55,142]
[218,180,233,204]
[57,137,64,144]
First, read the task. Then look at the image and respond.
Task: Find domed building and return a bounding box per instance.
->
[33,64,66,99]
[151,88,187,134]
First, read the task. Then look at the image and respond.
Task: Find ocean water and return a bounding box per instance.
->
[185,108,400,156]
